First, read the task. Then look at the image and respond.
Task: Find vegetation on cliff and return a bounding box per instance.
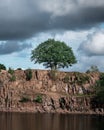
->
[0,67,103,113]
[0,64,6,71]
[93,73,104,104]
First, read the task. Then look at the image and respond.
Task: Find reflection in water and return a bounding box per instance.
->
[0,112,104,130]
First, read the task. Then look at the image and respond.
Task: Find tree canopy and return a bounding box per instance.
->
[31,39,77,70]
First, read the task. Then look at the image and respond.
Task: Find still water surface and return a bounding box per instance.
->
[0,112,104,130]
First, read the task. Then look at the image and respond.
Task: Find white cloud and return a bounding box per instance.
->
[79,30,104,56]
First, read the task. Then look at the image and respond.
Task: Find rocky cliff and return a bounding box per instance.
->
[0,69,103,114]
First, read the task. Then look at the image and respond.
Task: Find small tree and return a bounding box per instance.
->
[86,65,99,73]
[8,67,15,75]
[0,63,6,71]
[33,95,42,103]
[31,39,77,70]
[25,69,32,81]
[8,67,16,82]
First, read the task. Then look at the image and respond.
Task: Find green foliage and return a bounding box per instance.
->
[74,72,89,85]
[31,39,77,70]
[78,75,89,85]
[63,74,70,83]
[8,67,16,82]
[17,68,22,70]
[9,75,16,82]
[25,69,32,81]
[33,95,42,103]
[0,63,6,71]
[19,96,31,103]
[86,65,99,73]
[94,73,104,92]
[94,73,104,104]
[8,67,15,75]
[95,91,104,104]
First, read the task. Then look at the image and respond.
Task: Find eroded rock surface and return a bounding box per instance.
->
[0,69,103,114]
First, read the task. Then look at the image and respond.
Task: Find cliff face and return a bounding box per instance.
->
[0,69,103,114]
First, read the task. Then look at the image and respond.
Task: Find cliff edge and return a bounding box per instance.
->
[0,69,103,114]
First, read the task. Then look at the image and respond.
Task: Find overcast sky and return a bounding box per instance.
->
[0,0,104,72]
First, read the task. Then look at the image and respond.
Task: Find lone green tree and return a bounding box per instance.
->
[31,39,77,70]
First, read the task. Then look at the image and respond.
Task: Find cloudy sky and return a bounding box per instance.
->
[0,0,104,72]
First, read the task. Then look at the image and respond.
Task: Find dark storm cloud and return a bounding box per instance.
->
[50,7,104,30]
[0,0,104,40]
[0,41,32,54]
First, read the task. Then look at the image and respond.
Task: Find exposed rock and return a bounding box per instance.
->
[0,69,103,114]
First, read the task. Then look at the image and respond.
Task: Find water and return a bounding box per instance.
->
[0,112,104,130]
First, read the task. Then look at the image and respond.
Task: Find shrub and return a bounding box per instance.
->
[33,95,42,103]
[8,67,15,75]
[0,63,6,71]
[9,75,16,82]
[17,68,22,70]
[94,73,104,93]
[92,73,104,105]
[8,67,16,82]
[74,72,89,85]
[19,96,31,103]
[25,69,32,81]
[86,65,99,73]
[63,74,70,83]
[78,75,89,85]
